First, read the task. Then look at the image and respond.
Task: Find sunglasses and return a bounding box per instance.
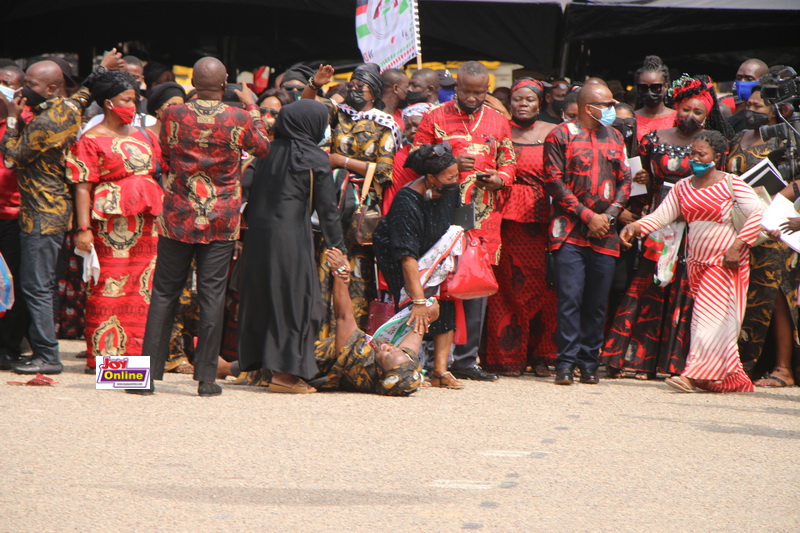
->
[433,141,452,156]
[637,83,664,93]
[614,117,636,127]
[346,82,369,92]
[259,108,280,117]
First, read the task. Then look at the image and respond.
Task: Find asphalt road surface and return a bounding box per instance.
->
[2,340,798,532]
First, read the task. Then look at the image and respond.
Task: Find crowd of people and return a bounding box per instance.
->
[0,48,798,397]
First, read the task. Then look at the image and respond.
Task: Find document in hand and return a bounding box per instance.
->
[760,193,800,253]
[739,157,787,196]
[626,156,648,197]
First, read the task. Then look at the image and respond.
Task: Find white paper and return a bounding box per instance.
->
[760,194,800,253]
[627,156,647,197]
[75,245,101,285]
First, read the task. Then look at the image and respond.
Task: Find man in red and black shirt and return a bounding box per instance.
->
[134,57,269,397]
[544,83,630,385]
[415,61,516,383]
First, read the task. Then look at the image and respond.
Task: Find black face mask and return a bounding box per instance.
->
[22,85,47,108]
[640,91,662,107]
[282,87,303,102]
[551,99,566,115]
[741,109,769,130]
[612,119,635,140]
[346,90,368,111]
[405,90,426,105]
[676,115,703,135]
[513,115,538,128]
[457,98,482,115]
[435,181,459,195]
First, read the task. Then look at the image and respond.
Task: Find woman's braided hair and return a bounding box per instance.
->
[635,55,670,86]
[670,74,735,140]
[694,130,729,166]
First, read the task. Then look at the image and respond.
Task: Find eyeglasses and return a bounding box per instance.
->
[589,101,615,109]
[637,83,664,93]
[346,82,369,92]
[433,141,452,156]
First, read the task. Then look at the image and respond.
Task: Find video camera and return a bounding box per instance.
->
[758,66,800,181]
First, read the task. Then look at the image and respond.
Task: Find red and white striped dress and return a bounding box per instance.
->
[638,173,764,392]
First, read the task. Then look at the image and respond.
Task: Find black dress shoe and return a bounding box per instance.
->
[198,381,222,397]
[84,366,96,375]
[126,381,155,395]
[13,357,63,375]
[554,369,574,385]
[450,365,498,382]
[579,371,600,384]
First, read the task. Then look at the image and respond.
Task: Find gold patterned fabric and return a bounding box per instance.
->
[1,88,92,234]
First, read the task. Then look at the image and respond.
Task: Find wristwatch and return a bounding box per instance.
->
[605,213,616,225]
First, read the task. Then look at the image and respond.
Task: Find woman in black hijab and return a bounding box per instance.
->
[237,100,345,394]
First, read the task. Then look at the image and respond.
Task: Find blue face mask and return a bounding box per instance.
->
[590,105,616,127]
[734,80,758,103]
[689,160,715,177]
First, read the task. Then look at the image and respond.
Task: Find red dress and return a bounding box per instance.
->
[66,128,164,368]
[482,139,558,374]
[635,111,677,141]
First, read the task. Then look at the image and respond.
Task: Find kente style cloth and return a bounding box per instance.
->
[602,131,694,375]
[312,330,423,396]
[483,137,557,374]
[637,175,764,392]
[66,127,164,368]
[1,86,92,234]
[543,120,631,257]
[158,99,270,243]
[414,100,516,264]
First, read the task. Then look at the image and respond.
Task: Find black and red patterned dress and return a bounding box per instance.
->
[482,139,558,374]
[66,128,164,369]
[602,131,694,375]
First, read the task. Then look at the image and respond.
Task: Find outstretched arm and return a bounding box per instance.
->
[326,248,357,352]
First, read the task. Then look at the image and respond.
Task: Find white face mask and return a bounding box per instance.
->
[318,125,331,146]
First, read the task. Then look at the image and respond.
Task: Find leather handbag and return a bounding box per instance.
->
[726,173,769,247]
[440,234,499,300]
[348,163,382,246]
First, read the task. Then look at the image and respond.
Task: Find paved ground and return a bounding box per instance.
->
[2,339,799,532]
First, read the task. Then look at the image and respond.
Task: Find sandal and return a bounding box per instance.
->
[665,375,696,393]
[532,363,552,377]
[268,379,316,394]
[634,372,656,381]
[173,362,195,374]
[429,371,464,389]
[754,374,790,388]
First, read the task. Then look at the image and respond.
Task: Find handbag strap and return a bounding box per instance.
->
[360,163,377,204]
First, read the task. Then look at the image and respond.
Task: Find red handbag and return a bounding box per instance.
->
[440,234,499,300]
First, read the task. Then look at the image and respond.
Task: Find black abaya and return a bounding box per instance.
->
[237,140,344,378]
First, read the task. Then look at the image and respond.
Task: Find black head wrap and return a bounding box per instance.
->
[281,65,315,86]
[143,61,170,89]
[146,82,186,116]
[274,99,330,173]
[376,347,423,396]
[405,142,458,177]
[91,71,139,109]
[352,63,384,109]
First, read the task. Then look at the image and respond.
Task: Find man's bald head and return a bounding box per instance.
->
[24,60,65,100]
[408,68,439,104]
[0,65,24,90]
[736,59,769,82]
[192,57,227,93]
[578,84,614,129]
[584,77,608,88]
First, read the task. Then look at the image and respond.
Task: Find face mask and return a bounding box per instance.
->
[590,105,616,127]
[741,109,769,130]
[109,103,136,124]
[513,115,538,128]
[551,99,566,115]
[613,118,635,140]
[640,91,662,107]
[318,125,331,146]
[734,80,758,103]
[405,90,426,105]
[283,87,303,102]
[457,98,482,115]
[22,85,47,108]
[675,115,703,135]
[437,181,459,194]
[689,160,714,177]
[346,90,368,111]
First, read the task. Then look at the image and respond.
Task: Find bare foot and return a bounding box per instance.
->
[270,371,303,388]
[216,357,232,380]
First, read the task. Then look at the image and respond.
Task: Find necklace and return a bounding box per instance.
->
[460,106,485,142]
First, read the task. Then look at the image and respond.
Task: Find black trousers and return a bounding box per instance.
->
[0,219,29,357]
[142,236,234,382]
[450,296,487,370]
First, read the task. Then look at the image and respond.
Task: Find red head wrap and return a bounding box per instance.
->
[511,78,545,100]
[672,76,715,113]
